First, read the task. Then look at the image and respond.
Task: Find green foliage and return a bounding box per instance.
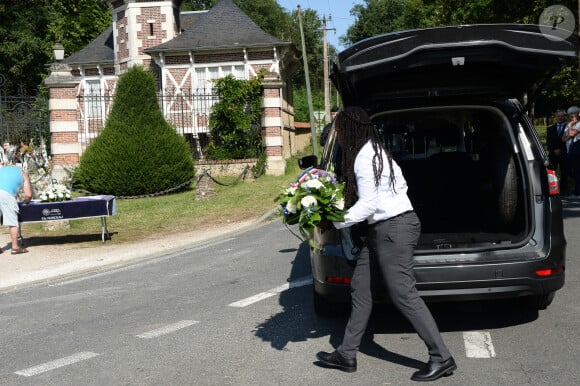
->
[536,65,580,116]
[205,74,264,160]
[342,0,579,117]
[286,7,325,90]
[46,0,111,55]
[251,152,268,178]
[73,67,195,196]
[181,0,217,11]
[0,0,110,96]
[0,0,330,115]
[344,0,432,45]
[292,86,340,127]
[343,0,580,45]
[293,87,326,122]
[425,0,579,25]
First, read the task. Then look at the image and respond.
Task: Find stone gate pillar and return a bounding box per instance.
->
[43,63,81,181]
[261,73,285,176]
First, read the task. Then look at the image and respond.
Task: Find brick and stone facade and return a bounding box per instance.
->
[45,0,302,179]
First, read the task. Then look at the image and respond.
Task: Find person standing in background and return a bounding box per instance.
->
[562,106,580,197]
[0,163,32,254]
[547,109,570,195]
[320,105,339,146]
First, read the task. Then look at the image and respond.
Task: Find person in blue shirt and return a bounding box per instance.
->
[0,163,32,254]
[315,106,455,382]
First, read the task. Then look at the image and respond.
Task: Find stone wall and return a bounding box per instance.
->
[196,159,257,178]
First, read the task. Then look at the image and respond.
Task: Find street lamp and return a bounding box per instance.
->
[52,43,65,62]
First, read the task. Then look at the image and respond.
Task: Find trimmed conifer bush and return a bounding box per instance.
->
[72,66,195,196]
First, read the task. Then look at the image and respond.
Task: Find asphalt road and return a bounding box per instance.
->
[1,209,579,385]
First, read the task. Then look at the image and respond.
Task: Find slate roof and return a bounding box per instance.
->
[63,0,292,66]
[145,0,293,53]
[62,26,114,65]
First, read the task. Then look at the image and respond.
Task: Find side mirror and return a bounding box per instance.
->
[298,155,318,169]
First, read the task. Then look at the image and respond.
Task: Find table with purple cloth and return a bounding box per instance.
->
[18,195,117,243]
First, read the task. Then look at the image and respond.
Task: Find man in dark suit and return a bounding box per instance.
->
[547,109,569,195]
[320,106,339,146]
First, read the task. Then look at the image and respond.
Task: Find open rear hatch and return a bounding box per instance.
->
[332,24,578,107]
[330,24,578,255]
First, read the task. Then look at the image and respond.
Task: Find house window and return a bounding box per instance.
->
[85,80,103,118]
[233,65,244,79]
[194,65,246,92]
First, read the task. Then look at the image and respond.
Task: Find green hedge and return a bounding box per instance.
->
[73,66,195,196]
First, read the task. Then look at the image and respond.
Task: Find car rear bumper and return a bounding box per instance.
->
[312,256,565,304]
[314,274,564,304]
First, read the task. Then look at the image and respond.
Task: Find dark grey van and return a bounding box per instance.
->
[300,24,577,316]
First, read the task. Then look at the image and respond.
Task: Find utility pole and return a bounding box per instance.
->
[298,5,318,156]
[320,15,335,124]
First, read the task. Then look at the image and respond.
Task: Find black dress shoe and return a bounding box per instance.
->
[315,350,357,373]
[411,357,457,382]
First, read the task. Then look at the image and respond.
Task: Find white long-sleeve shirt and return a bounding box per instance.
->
[333,140,413,229]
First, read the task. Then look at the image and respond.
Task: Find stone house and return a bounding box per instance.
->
[44,0,308,179]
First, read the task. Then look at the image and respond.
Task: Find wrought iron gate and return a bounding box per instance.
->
[0,73,50,162]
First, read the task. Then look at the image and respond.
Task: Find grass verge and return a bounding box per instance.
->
[12,153,307,245]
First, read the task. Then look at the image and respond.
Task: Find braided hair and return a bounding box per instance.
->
[335,106,396,207]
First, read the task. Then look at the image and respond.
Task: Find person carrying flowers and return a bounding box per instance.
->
[315,106,456,382]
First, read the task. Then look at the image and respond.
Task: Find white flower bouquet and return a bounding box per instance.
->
[278,168,346,240]
[39,184,72,202]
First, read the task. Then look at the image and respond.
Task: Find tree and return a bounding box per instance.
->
[72,67,195,196]
[293,87,325,122]
[425,0,579,25]
[0,0,110,96]
[46,0,111,56]
[237,0,291,39]
[287,7,325,91]
[205,74,264,159]
[343,0,579,44]
[343,0,432,46]
[342,0,579,115]
[181,0,216,11]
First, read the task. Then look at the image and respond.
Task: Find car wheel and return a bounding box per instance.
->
[483,140,518,227]
[313,288,349,317]
[525,292,555,310]
[495,150,518,225]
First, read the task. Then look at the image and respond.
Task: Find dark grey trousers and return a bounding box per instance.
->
[337,211,451,362]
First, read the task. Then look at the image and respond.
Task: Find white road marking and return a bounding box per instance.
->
[463,331,496,358]
[228,276,313,307]
[15,352,100,377]
[136,320,199,339]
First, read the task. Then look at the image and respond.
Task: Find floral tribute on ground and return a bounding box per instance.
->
[278,168,346,243]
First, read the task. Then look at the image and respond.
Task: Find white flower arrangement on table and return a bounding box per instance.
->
[278,168,346,242]
[39,184,72,202]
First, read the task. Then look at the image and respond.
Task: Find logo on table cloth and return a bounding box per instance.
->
[41,208,63,220]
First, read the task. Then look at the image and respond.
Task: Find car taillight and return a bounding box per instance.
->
[326,276,352,284]
[547,169,559,196]
[535,267,564,277]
